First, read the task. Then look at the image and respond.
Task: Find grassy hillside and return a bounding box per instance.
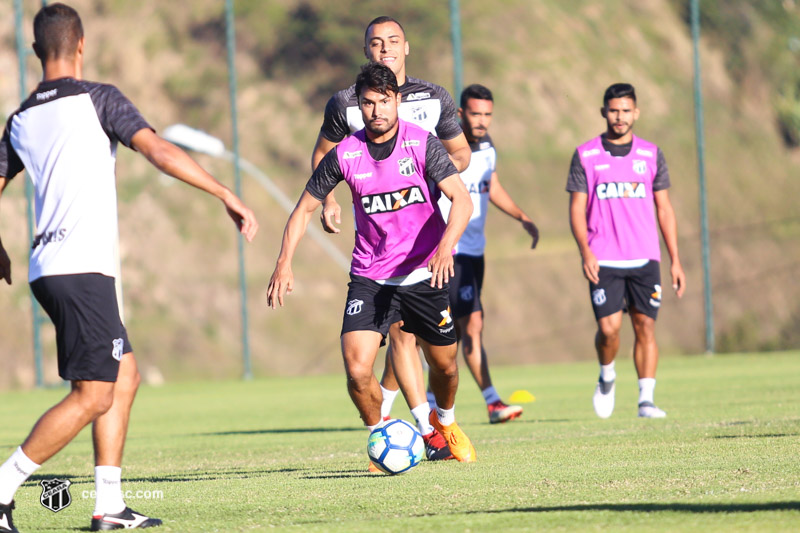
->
[1,0,798,387]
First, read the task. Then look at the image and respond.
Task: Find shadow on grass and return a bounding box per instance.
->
[711,433,799,439]
[301,470,383,480]
[27,473,93,483]
[467,501,800,514]
[196,426,363,436]
[509,418,572,424]
[124,467,302,483]
[26,468,303,485]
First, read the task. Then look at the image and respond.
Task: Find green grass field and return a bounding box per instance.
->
[1,352,798,532]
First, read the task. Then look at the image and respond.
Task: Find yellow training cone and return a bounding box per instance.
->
[509,390,536,403]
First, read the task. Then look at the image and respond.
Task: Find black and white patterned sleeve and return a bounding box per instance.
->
[89,83,153,148]
[424,133,458,184]
[653,147,671,191]
[566,150,588,193]
[0,121,24,179]
[434,87,463,141]
[319,93,350,144]
[306,147,344,201]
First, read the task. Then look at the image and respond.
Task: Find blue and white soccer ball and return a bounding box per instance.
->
[367,419,424,475]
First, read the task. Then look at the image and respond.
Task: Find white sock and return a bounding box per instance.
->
[379,385,399,419]
[481,386,501,405]
[600,361,616,382]
[426,390,437,409]
[638,378,656,405]
[93,466,125,516]
[366,418,385,433]
[0,447,40,505]
[435,406,455,427]
[410,403,434,435]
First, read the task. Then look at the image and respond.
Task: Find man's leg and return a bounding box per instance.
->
[378,323,426,420]
[630,310,665,417]
[0,380,114,507]
[92,352,140,516]
[459,312,524,423]
[596,311,623,366]
[459,313,490,389]
[88,352,161,529]
[93,352,140,466]
[341,331,384,427]
[378,346,400,418]
[592,310,623,419]
[419,339,476,462]
[383,325,452,460]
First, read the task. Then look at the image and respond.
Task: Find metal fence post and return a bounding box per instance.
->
[449,0,464,102]
[14,0,45,387]
[224,0,252,379]
[691,0,715,354]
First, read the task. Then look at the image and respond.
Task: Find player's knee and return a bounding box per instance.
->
[597,321,620,341]
[631,313,656,339]
[428,348,458,377]
[465,314,482,336]
[345,360,373,387]
[634,323,656,343]
[125,367,142,391]
[74,387,114,418]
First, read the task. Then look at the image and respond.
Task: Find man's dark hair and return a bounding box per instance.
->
[33,3,84,62]
[355,62,399,100]
[364,16,405,44]
[460,84,493,109]
[603,83,637,107]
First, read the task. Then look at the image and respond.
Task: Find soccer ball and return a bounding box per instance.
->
[367,419,424,475]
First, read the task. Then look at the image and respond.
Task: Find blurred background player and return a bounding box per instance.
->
[269,62,476,462]
[436,84,539,424]
[0,4,257,531]
[310,16,471,460]
[566,83,685,419]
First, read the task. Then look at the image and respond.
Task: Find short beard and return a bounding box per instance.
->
[366,117,397,136]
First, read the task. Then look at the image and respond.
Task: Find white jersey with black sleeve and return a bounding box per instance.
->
[319,76,463,141]
[438,134,496,256]
[0,77,152,282]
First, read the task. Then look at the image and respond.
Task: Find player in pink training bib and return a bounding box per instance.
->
[567,83,686,419]
[268,62,477,463]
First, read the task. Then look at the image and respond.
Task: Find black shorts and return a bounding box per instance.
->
[30,273,132,382]
[589,260,662,321]
[341,274,456,346]
[448,254,484,320]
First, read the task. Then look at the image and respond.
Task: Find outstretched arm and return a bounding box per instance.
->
[488,171,539,248]
[311,133,343,234]
[131,128,258,242]
[439,133,472,173]
[266,190,323,309]
[654,189,685,298]
[0,177,11,285]
[569,191,599,284]
[428,174,473,288]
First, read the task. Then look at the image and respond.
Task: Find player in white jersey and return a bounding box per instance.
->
[0,5,257,532]
[437,84,539,423]
[311,16,472,465]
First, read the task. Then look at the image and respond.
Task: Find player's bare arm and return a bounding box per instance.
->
[488,171,539,249]
[440,133,472,173]
[267,190,323,309]
[131,128,258,242]
[311,133,343,234]
[429,173,472,288]
[0,177,10,285]
[569,191,600,284]
[654,189,685,298]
